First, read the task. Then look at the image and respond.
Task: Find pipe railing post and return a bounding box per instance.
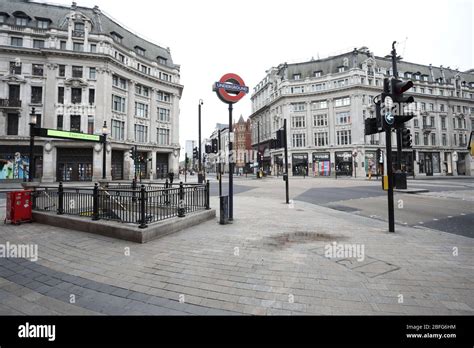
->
[139,184,147,229]
[57,181,64,215]
[205,180,210,210]
[178,181,185,217]
[92,182,99,221]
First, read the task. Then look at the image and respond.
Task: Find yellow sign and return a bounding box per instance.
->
[47,129,101,142]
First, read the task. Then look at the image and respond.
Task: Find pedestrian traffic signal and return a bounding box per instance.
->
[401,128,412,148]
[193,147,198,159]
[211,138,218,153]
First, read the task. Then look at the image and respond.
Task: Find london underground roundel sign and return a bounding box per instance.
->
[213,73,249,104]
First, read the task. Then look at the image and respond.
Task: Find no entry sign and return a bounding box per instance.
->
[213,73,249,104]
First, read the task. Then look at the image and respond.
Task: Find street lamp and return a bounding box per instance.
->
[28,107,37,182]
[198,99,203,183]
[102,121,109,180]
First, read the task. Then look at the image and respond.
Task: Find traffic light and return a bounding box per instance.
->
[129,147,136,162]
[276,129,285,148]
[391,79,414,104]
[365,118,378,135]
[401,128,412,148]
[205,144,212,154]
[193,147,198,159]
[376,148,383,164]
[211,138,218,153]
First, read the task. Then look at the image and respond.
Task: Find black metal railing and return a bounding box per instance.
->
[32,181,210,228]
[0,99,21,108]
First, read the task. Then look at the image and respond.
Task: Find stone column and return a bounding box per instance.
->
[41,142,56,183]
[92,143,102,181]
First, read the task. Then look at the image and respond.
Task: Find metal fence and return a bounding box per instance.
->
[32,181,210,228]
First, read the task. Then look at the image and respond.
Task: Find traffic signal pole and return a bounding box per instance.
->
[284,119,289,204]
[385,129,395,232]
[218,129,222,197]
[228,103,234,221]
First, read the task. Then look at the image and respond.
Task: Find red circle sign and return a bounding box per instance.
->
[214,73,248,104]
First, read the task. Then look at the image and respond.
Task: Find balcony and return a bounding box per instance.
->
[422,124,435,132]
[0,99,21,108]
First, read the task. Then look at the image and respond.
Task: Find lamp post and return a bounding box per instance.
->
[198,99,203,183]
[102,121,108,180]
[28,107,37,182]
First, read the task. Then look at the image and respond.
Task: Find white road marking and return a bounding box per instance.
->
[448,216,453,218]
[433,218,438,221]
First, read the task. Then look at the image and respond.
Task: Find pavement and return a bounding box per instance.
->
[0,177,473,315]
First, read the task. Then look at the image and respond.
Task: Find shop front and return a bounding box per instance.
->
[111,150,124,180]
[156,153,169,179]
[56,148,93,181]
[391,151,415,176]
[0,145,43,181]
[335,151,352,176]
[364,151,376,177]
[419,152,440,176]
[292,153,308,176]
[273,154,283,176]
[312,152,331,176]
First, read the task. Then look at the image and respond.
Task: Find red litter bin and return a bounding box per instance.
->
[4,190,33,225]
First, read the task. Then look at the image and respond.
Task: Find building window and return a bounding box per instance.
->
[15,17,28,26]
[431,133,436,145]
[442,134,447,146]
[313,114,328,127]
[71,88,82,104]
[414,118,419,128]
[72,66,83,78]
[37,20,49,29]
[158,108,170,122]
[157,128,170,145]
[33,39,45,49]
[31,86,42,104]
[157,91,171,102]
[441,117,446,129]
[111,32,122,44]
[293,74,301,80]
[112,95,126,113]
[74,22,84,32]
[58,64,65,77]
[337,66,345,73]
[135,102,149,118]
[157,56,167,65]
[440,104,445,112]
[60,41,66,50]
[70,115,81,132]
[135,46,145,56]
[159,72,170,81]
[32,64,43,76]
[73,42,83,52]
[10,61,21,75]
[0,15,6,24]
[314,71,322,77]
[11,37,23,47]
[414,132,419,145]
[292,133,306,147]
[423,133,429,145]
[89,89,95,105]
[87,116,94,134]
[336,130,351,145]
[335,97,350,107]
[111,120,125,140]
[89,67,96,80]
[58,87,64,104]
[134,124,148,143]
[314,132,328,147]
[292,116,305,128]
[291,102,306,112]
[135,84,150,97]
[430,116,435,127]
[57,115,63,130]
[428,103,434,111]
[7,114,19,135]
[90,44,96,53]
[336,111,351,125]
[112,75,127,89]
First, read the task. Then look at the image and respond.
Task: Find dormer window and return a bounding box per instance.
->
[15,17,28,26]
[110,31,123,44]
[36,18,50,29]
[0,13,8,23]
[157,56,167,65]
[293,74,301,80]
[313,70,322,77]
[135,46,145,56]
[405,72,412,79]
[74,22,84,31]
[337,66,345,73]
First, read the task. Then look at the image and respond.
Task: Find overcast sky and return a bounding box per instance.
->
[41,0,472,155]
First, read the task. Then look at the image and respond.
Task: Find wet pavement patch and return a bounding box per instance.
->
[261,231,347,250]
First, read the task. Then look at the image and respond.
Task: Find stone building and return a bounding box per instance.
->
[0,0,182,182]
[250,47,474,177]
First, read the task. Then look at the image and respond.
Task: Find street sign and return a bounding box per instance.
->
[33,127,104,142]
[213,73,248,104]
[385,112,394,126]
